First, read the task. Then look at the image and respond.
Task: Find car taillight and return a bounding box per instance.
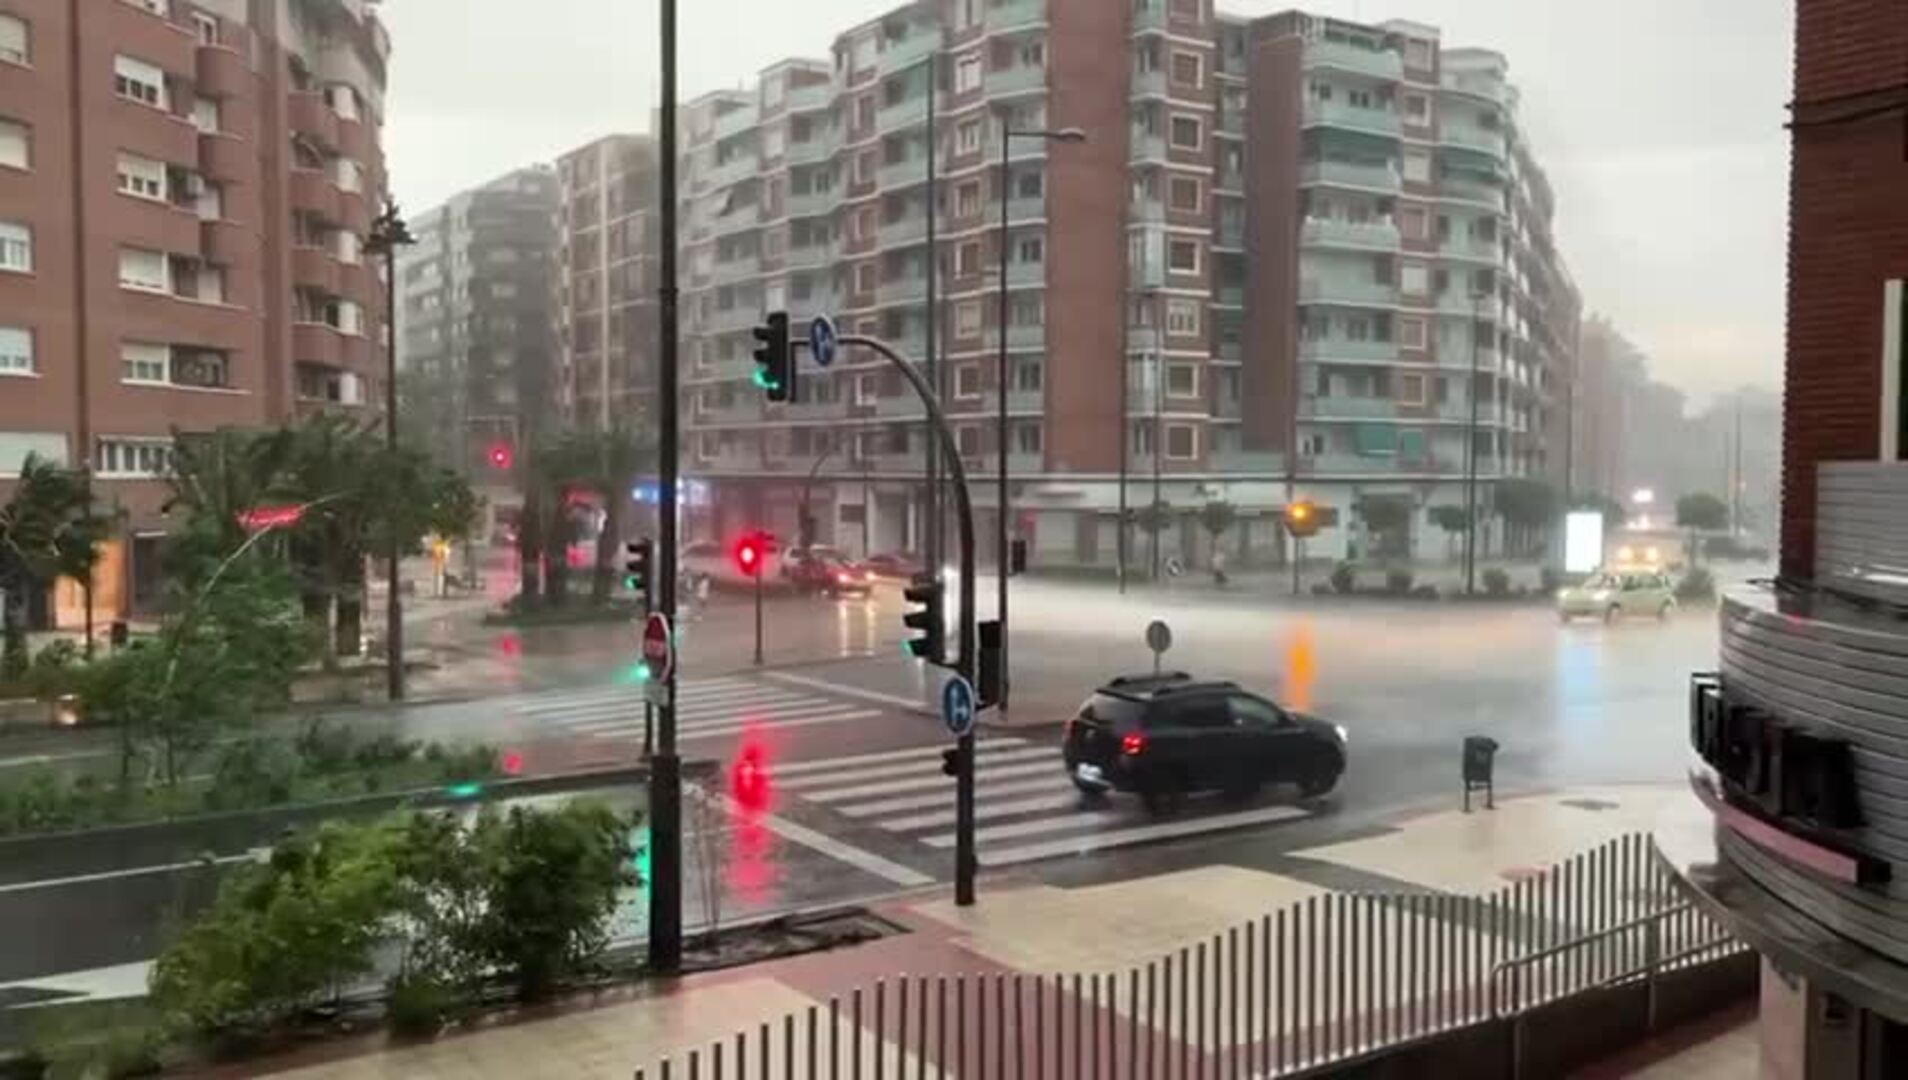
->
[1121,733,1147,756]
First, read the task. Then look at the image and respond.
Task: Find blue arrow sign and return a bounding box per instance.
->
[808,314,839,368]
[941,674,977,738]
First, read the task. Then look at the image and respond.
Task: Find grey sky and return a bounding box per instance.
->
[379,0,1792,409]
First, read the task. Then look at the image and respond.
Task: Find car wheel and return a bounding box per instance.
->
[1071,777,1109,800]
[1603,605,1619,624]
[1557,611,1572,624]
[1658,601,1673,621]
[1299,771,1340,799]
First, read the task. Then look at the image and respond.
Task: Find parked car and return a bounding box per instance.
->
[784,549,874,597]
[682,537,786,590]
[863,552,922,580]
[1556,570,1677,622]
[1062,672,1347,814]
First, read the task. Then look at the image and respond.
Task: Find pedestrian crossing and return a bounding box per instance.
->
[509,676,881,744]
[777,738,1316,870]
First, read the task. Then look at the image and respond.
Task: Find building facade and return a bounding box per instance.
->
[669,0,1578,569]
[0,0,389,618]
[554,133,660,434]
[397,166,558,532]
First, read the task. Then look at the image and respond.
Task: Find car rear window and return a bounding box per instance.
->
[1078,693,1145,729]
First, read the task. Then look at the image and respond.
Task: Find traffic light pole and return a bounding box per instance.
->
[839,333,979,906]
[650,0,684,976]
[753,561,764,666]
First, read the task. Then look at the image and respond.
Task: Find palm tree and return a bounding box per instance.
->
[0,456,107,677]
[530,425,651,606]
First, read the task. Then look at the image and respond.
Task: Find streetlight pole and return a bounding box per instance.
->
[996,124,1083,710]
[1464,288,1487,596]
[650,0,684,976]
[1151,312,1163,582]
[366,202,415,702]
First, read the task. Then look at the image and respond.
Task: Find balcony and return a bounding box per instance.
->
[988,64,1047,97]
[1307,396,1398,421]
[706,154,759,190]
[1129,133,1168,163]
[293,322,343,366]
[1301,159,1401,193]
[1437,171,1506,208]
[787,83,835,113]
[196,45,250,99]
[710,255,761,286]
[1299,276,1398,307]
[1214,284,1245,308]
[336,114,374,162]
[1440,235,1503,262]
[1302,218,1401,251]
[785,242,838,270]
[118,198,205,258]
[1006,194,1046,223]
[1442,73,1511,104]
[1131,199,1167,224]
[712,106,758,141]
[786,189,837,218]
[1300,339,1399,364]
[336,186,371,234]
[877,95,929,135]
[786,137,833,167]
[877,276,926,307]
[200,219,248,264]
[1303,40,1404,82]
[987,0,1046,31]
[289,169,342,222]
[878,215,927,249]
[292,246,341,293]
[1005,261,1044,287]
[120,108,200,167]
[1304,100,1401,138]
[877,157,927,190]
[1439,126,1505,156]
[1130,69,1168,99]
[288,92,339,149]
[880,29,940,73]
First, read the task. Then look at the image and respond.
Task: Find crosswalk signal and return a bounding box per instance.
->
[1285,500,1322,539]
[902,571,944,664]
[751,311,797,404]
[624,538,654,606]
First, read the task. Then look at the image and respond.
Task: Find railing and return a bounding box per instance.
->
[636,834,1748,1079]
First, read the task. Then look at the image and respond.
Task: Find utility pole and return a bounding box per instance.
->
[648,0,684,976]
[924,49,942,590]
[1731,391,1743,536]
[368,203,415,701]
[1150,313,1163,582]
[1464,290,1486,596]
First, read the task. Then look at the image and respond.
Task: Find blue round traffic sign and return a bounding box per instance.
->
[808,314,839,368]
[940,675,977,738]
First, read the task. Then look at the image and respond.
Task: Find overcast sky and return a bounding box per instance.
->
[378,0,1792,411]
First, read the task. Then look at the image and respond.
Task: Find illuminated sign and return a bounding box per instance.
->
[1564,511,1604,574]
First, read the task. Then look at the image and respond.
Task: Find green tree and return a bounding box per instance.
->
[1199,500,1236,564]
[1571,493,1627,530]
[0,456,108,679]
[1355,496,1413,560]
[1493,478,1558,557]
[1428,504,1471,560]
[1676,492,1730,565]
[537,427,651,606]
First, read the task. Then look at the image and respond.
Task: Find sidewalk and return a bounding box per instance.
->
[237,782,1714,1079]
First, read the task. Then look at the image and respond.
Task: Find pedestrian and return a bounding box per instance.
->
[1211,547,1229,588]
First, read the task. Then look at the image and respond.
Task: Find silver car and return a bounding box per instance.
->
[1557,571,1677,622]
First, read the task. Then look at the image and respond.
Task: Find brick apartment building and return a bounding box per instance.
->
[0,0,390,622]
[554,133,662,436]
[669,0,1579,568]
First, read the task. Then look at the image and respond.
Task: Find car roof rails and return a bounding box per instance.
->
[1107,671,1194,688]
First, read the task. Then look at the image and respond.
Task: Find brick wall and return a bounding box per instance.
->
[1779,0,1908,580]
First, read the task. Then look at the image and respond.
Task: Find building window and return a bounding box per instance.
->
[3,219,36,271]
[957,426,981,457]
[1170,50,1203,88]
[1165,298,1201,335]
[1403,93,1430,122]
[1168,175,1201,213]
[955,364,980,397]
[113,55,168,109]
[0,325,32,374]
[1403,149,1431,183]
[854,372,878,405]
[957,241,981,275]
[115,152,166,200]
[955,52,982,92]
[1017,236,1044,265]
[1015,423,1042,455]
[119,247,169,292]
[957,119,982,154]
[1399,316,1428,349]
[1014,359,1043,392]
[1169,114,1202,150]
[1400,262,1429,295]
[1404,39,1433,69]
[855,262,877,294]
[1397,372,1426,405]
[0,118,26,169]
[95,438,174,478]
[1166,363,1199,397]
[121,341,170,384]
[956,180,981,217]
[124,0,169,15]
[1399,205,1428,240]
[1010,294,1044,327]
[1167,238,1200,274]
[1165,423,1198,460]
[191,97,221,133]
[955,301,982,337]
[0,14,26,65]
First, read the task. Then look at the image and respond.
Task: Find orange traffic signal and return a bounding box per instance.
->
[1285,500,1321,539]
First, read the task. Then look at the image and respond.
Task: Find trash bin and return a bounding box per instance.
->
[1463,735,1499,812]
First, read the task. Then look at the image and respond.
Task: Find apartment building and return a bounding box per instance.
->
[0,0,389,620]
[671,0,1578,568]
[397,166,558,533]
[554,133,661,434]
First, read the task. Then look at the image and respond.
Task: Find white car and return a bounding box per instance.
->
[1557,571,1677,622]
[681,538,786,589]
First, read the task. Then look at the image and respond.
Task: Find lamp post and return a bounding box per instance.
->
[365,201,416,701]
[997,123,1083,712]
[1463,286,1489,596]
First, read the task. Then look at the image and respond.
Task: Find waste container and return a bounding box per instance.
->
[1463,735,1499,811]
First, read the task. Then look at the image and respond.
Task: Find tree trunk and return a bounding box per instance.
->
[591,493,622,606]
[517,486,544,610]
[335,555,365,659]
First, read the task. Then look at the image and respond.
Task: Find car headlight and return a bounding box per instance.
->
[1333,723,1348,744]
[1590,590,1612,602]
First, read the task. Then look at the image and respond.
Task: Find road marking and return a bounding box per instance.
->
[703,792,931,888]
[0,850,262,895]
[593,709,881,743]
[516,686,809,719]
[565,697,850,732]
[771,738,1027,778]
[779,745,1054,791]
[764,671,934,714]
[834,775,1069,818]
[882,792,1083,832]
[978,804,1312,868]
[924,809,1121,848]
[805,760,1056,803]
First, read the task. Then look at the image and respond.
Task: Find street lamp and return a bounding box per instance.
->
[1463,285,1490,596]
[365,201,416,701]
[997,123,1083,712]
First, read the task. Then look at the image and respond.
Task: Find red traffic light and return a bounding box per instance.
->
[487,442,514,471]
[733,531,771,576]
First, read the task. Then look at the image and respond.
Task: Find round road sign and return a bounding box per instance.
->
[1145,619,1173,656]
[642,612,674,683]
[808,314,839,368]
[941,675,977,738]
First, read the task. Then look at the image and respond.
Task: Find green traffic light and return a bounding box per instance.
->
[445,781,483,799]
[633,661,652,683]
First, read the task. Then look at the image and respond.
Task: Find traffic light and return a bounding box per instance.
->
[751,311,797,403]
[1285,500,1322,539]
[486,441,514,471]
[734,532,767,578]
[624,537,654,605]
[902,571,945,663]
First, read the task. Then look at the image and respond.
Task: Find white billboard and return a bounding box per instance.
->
[1565,511,1605,574]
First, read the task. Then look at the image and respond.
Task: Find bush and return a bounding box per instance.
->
[1482,568,1511,596]
[1385,569,1413,595]
[1540,567,1563,595]
[204,738,298,811]
[1330,562,1357,595]
[1410,584,1440,601]
[1310,583,1334,597]
[385,974,458,1039]
[23,639,85,700]
[28,1007,169,1080]
[1677,567,1718,603]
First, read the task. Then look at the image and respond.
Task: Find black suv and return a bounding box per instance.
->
[1062,672,1346,813]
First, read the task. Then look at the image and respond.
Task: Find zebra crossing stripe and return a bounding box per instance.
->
[509,678,755,714]
[582,709,882,743]
[568,699,865,734]
[778,745,1054,791]
[923,809,1121,849]
[881,792,1083,833]
[769,738,1027,779]
[978,804,1312,868]
[833,774,1071,818]
[804,760,1057,804]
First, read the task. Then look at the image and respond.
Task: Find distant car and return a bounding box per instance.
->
[1556,571,1676,622]
[682,538,786,589]
[785,550,873,597]
[1063,672,1347,815]
[863,552,921,579]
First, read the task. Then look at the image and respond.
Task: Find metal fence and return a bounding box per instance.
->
[635,833,1745,1079]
